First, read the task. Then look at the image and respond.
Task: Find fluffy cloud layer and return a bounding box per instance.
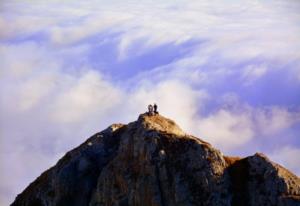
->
[1,0,300,205]
[269,146,300,176]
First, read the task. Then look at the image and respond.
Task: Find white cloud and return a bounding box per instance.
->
[242,64,268,84]
[17,72,59,111]
[2,0,300,63]
[188,102,300,153]
[255,107,300,136]
[269,146,300,176]
[50,70,123,123]
[49,11,133,45]
[0,42,61,78]
[197,109,254,151]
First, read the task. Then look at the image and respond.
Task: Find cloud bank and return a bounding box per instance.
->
[1,0,300,205]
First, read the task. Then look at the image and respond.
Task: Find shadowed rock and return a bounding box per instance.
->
[11,114,300,206]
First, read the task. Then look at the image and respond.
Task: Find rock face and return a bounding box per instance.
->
[11,114,300,206]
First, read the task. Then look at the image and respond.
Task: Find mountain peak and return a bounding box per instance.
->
[11,114,300,206]
[137,113,186,136]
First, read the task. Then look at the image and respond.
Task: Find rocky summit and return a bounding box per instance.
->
[11,114,300,206]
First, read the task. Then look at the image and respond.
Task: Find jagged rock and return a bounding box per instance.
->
[11,114,300,206]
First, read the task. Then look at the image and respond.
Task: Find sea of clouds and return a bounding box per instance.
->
[1,0,300,205]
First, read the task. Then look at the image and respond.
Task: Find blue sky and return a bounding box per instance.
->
[1,0,300,205]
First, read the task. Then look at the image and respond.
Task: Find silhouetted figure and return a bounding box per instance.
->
[148,104,154,116]
[153,103,158,114]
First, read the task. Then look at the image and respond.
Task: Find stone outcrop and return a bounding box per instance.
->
[11,114,300,206]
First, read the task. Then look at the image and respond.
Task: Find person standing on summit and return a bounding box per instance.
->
[148,104,154,115]
[153,103,158,114]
